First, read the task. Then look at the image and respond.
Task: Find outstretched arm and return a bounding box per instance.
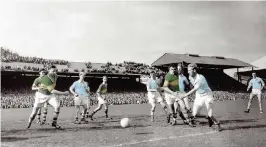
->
[51,89,69,95]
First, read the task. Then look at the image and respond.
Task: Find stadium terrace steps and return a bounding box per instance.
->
[68,62,87,72]
[2,62,67,70]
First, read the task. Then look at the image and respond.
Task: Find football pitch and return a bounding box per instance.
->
[1,99,266,147]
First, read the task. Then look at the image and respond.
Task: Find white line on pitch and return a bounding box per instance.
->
[106,131,216,147]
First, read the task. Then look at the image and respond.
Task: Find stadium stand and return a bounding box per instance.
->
[151,53,256,91]
[1,48,163,74]
[2,49,263,109]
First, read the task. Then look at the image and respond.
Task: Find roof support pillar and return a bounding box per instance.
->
[237,68,240,82]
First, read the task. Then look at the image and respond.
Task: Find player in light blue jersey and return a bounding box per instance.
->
[70,72,90,124]
[177,64,191,113]
[245,72,265,114]
[146,71,169,122]
[179,63,221,131]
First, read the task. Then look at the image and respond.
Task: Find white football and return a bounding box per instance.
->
[120,118,130,128]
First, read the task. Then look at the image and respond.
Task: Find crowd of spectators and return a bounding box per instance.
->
[1,88,265,109]
[1,88,148,109]
[1,48,163,75]
[122,61,164,75]
[1,65,70,73]
[1,47,68,65]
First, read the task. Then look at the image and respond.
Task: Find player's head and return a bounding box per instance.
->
[49,65,57,74]
[150,71,156,79]
[79,72,86,80]
[252,72,256,78]
[177,63,184,74]
[168,66,176,74]
[103,76,108,83]
[39,68,46,77]
[187,63,198,77]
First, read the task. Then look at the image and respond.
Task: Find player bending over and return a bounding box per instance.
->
[179,63,221,131]
[27,65,69,129]
[146,71,169,122]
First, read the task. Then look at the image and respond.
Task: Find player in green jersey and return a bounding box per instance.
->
[27,65,69,129]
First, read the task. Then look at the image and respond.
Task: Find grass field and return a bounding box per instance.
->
[1,99,266,147]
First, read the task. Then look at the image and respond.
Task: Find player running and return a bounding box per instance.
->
[89,76,110,120]
[27,65,69,129]
[69,72,90,124]
[180,63,221,131]
[163,66,192,126]
[146,71,169,122]
[245,72,265,114]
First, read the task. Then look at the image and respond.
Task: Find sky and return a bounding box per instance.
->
[1,1,266,65]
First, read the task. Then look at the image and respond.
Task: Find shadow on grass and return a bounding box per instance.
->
[1,124,150,135]
[135,132,154,135]
[198,118,257,125]
[1,136,47,142]
[220,119,257,124]
[223,124,266,131]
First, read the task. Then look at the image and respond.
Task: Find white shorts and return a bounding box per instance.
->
[252,89,262,96]
[165,93,182,105]
[74,96,89,106]
[194,92,214,108]
[34,92,60,108]
[147,92,163,104]
[98,95,107,105]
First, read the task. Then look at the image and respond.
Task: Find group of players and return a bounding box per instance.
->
[27,65,109,129]
[146,63,221,131]
[146,63,264,132]
[27,63,264,132]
